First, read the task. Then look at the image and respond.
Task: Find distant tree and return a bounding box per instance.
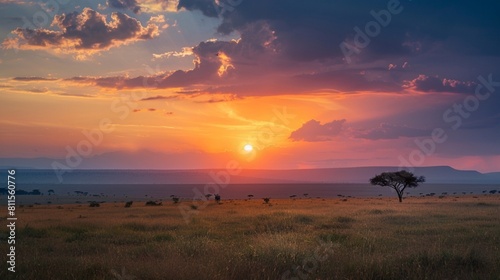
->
[89,201,100,207]
[370,171,425,203]
[214,194,221,204]
[303,193,309,198]
[490,190,497,194]
[172,197,180,204]
[125,201,133,208]
[247,194,254,199]
[205,194,212,200]
[30,189,41,195]
[145,200,162,206]
[48,189,55,195]
[263,197,270,204]
[289,195,297,199]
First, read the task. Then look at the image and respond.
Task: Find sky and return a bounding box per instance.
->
[1,0,500,173]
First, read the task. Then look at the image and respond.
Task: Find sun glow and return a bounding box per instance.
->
[217,52,234,77]
[243,144,253,152]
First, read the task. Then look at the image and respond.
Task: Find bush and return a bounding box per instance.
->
[89,201,100,207]
[145,201,162,206]
[125,201,133,208]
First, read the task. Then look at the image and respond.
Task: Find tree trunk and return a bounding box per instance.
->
[397,191,403,202]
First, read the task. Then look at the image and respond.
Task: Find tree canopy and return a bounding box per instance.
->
[370,170,425,202]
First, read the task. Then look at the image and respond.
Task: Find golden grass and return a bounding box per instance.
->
[1,196,500,279]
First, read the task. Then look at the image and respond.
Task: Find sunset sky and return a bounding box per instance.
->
[1,0,500,172]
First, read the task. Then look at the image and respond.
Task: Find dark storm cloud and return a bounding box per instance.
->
[42,0,500,97]
[179,0,500,62]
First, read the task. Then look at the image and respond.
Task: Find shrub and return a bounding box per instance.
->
[145,201,162,206]
[125,201,133,208]
[89,201,100,207]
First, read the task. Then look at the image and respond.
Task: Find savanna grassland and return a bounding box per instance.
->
[1,196,500,280]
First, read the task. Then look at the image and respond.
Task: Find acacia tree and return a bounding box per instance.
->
[370,171,425,202]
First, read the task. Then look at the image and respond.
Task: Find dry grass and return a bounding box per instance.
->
[1,196,500,279]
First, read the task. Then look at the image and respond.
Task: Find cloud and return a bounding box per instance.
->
[0,0,33,4]
[32,1,500,97]
[65,21,282,91]
[132,108,157,112]
[25,88,49,93]
[404,75,476,94]
[108,0,179,13]
[193,93,240,103]
[177,0,219,17]
[355,123,429,140]
[2,8,163,59]
[13,77,58,81]
[140,95,178,101]
[153,47,193,59]
[179,0,500,63]
[107,0,141,13]
[289,119,346,142]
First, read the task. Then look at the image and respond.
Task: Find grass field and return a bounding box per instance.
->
[1,195,500,279]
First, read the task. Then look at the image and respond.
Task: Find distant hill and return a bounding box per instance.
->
[1,166,499,185]
[242,166,500,184]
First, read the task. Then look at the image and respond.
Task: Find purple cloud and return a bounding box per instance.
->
[355,123,429,140]
[404,75,476,94]
[289,119,346,142]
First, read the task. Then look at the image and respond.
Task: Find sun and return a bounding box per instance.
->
[243,144,253,152]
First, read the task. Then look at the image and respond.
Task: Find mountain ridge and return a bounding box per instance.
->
[2,166,499,185]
